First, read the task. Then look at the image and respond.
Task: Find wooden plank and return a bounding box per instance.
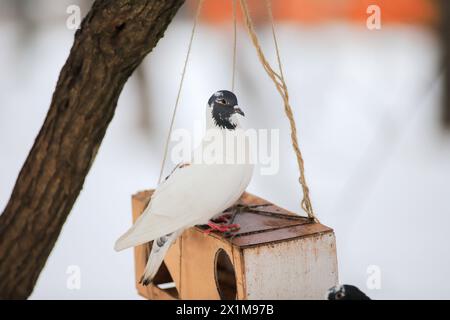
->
[243,232,338,299]
[230,224,334,248]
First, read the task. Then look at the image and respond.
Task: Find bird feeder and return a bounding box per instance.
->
[131,190,338,300]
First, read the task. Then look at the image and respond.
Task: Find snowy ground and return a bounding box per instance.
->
[0,10,449,299]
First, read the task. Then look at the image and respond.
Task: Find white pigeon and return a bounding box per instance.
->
[115,90,254,285]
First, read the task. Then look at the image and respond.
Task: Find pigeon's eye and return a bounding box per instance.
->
[217,98,227,105]
[336,292,344,299]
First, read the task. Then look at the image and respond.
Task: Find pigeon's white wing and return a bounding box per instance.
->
[114,162,252,251]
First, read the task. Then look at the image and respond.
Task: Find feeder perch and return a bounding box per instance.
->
[131,190,338,300]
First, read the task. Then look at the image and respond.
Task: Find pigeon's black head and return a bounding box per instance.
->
[208,90,244,130]
[327,285,370,300]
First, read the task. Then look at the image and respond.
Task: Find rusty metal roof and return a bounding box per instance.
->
[195,192,333,248]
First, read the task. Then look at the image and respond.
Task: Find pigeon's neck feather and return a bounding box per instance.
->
[205,106,241,130]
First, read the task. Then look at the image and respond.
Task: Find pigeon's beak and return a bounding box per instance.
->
[233,106,245,117]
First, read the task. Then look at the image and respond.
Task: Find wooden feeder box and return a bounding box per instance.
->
[131,190,338,300]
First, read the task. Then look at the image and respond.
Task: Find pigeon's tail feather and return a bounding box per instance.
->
[114,225,153,252]
[114,211,183,251]
[140,231,182,286]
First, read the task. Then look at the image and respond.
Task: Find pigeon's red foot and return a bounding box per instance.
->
[212,213,232,223]
[203,221,240,234]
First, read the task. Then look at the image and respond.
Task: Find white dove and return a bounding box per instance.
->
[115,90,254,285]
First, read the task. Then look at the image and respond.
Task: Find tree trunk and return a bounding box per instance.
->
[0,0,184,299]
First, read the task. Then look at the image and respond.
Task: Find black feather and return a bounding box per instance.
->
[327,284,371,300]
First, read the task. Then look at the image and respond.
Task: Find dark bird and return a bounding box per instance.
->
[327,284,371,300]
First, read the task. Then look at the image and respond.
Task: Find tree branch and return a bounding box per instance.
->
[0,0,184,299]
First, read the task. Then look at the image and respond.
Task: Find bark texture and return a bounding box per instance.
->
[0,0,184,299]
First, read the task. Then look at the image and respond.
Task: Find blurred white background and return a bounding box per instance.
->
[0,0,449,299]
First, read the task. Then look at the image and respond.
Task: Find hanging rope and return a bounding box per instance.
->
[239,0,318,222]
[157,0,205,184]
[231,0,238,91]
[265,0,286,84]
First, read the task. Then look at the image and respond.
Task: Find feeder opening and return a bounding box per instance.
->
[214,248,237,300]
[149,244,179,299]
